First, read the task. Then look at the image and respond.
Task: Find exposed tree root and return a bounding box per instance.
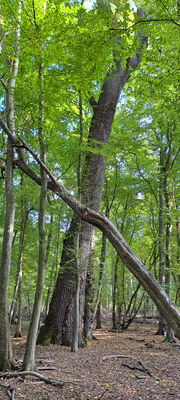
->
[0,382,16,399]
[0,371,85,388]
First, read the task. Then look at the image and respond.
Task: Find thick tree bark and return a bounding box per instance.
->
[83,249,94,339]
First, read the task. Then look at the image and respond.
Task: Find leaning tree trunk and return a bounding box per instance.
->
[38,39,147,346]
[1,119,180,340]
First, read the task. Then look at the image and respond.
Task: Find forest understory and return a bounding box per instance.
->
[0,320,180,400]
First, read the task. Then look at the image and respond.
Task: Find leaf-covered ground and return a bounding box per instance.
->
[1,321,180,400]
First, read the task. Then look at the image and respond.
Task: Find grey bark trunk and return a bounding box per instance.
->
[23,58,47,370]
[10,180,28,324]
[156,148,166,335]
[0,139,15,370]
[112,255,119,330]
[45,216,61,317]
[95,234,107,330]
[0,2,21,370]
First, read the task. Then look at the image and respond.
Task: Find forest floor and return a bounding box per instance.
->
[0,320,180,400]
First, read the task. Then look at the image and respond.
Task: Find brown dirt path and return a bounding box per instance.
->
[1,321,180,400]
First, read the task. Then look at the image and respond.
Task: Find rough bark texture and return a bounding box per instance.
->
[83,250,94,340]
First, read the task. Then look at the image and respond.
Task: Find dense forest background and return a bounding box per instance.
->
[0,0,179,377]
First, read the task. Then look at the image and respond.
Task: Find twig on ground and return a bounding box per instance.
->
[37,367,57,371]
[121,360,155,379]
[101,354,133,362]
[97,388,108,399]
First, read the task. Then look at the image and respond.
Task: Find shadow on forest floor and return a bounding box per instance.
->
[1,320,180,400]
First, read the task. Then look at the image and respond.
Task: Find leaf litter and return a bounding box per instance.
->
[0,321,180,400]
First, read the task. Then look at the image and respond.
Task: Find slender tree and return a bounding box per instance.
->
[0,1,21,370]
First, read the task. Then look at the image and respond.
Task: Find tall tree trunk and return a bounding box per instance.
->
[164,165,174,342]
[83,249,95,339]
[45,216,61,317]
[23,54,47,370]
[175,221,180,304]
[38,44,146,345]
[94,233,107,330]
[112,254,119,330]
[0,2,21,371]
[156,147,166,335]
[0,138,15,370]
[10,177,29,325]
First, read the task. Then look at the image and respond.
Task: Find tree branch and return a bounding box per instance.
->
[1,117,180,340]
[0,370,85,388]
[110,18,180,32]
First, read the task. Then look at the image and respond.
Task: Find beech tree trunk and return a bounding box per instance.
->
[112,255,119,330]
[10,176,29,326]
[0,2,21,370]
[0,138,15,370]
[156,147,166,336]
[23,56,48,370]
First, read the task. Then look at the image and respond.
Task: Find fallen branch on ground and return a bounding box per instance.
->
[97,388,108,400]
[101,354,133,362]
[121,360,155,378]
[0,371,85,388]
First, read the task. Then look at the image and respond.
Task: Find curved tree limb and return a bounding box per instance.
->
[0,118,180,339]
